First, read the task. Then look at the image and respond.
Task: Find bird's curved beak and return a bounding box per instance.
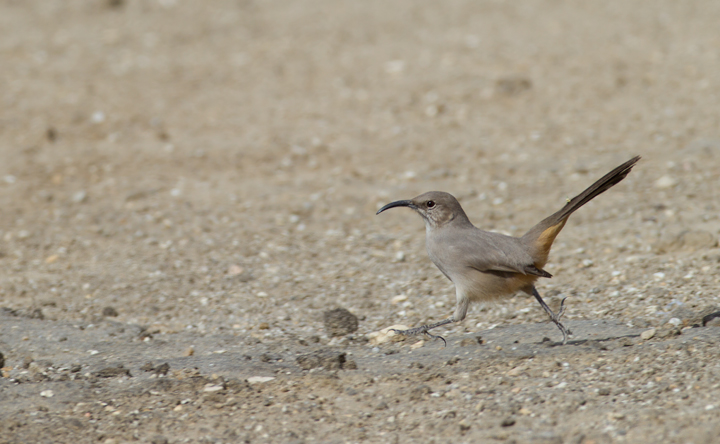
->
[376,200,415,215]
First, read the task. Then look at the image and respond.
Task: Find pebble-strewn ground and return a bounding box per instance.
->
[1,1,719,443]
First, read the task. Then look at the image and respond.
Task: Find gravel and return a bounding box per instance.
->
[1,1,720,443]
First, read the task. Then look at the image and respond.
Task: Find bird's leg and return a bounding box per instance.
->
[531,286,570,344]
[391,318,455,347]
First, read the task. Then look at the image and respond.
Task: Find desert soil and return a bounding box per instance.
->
[1,1,720,443]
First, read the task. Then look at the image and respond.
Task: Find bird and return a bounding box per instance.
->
[376,156,640,345]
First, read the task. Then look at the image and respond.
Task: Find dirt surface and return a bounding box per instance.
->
[1,1,720,443]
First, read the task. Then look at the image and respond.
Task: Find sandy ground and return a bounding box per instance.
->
[1,1,720,443]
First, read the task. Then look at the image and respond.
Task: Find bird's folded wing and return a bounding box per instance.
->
[455,231,539,276]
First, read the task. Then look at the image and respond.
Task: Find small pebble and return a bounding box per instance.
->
[227,265,244,276]
[410,340,425,349]
[72,190,87,203]
[654,175,677,189]
[40,390,54,397]
[667,318,681,327]
[500,417,516,427]
[102,307,119,317]
[247,376,275,384]
[391,294,408,304]
[640,328,656,340]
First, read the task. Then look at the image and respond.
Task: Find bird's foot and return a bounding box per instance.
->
[391,325,447,347]
[549,297,570,345]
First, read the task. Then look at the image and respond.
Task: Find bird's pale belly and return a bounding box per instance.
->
[454,269,539,302]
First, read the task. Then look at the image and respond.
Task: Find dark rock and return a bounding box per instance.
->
[496,76,532,95]
[46,127,57,142]
[296,351,348,370]
[94,365,132,378]
[142,362,170,375]
[260,353,281,363]
[323,308,358,337]
[65,417,85,430]
[446,357,461,366]
[501,417,516,427]
[0,352,4,368]
[29,308,44,320]
[153,363,170,375]
[408,385,432,401]
[22,356,33,369]
[102,306,119,317]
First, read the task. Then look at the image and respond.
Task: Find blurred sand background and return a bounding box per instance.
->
[1,1,720,443]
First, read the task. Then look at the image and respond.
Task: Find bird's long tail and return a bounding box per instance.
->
[522,156,640,264]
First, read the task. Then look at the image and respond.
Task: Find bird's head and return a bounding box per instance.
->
[376,191,469,229]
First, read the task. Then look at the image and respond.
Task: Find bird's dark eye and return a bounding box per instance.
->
[426,200,435,208]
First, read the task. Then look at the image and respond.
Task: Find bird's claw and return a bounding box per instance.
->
[391,326,447,347]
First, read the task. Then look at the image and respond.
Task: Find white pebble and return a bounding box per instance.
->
[385,60,405,74]
[653,272,665,279]
[391,294,408,305]
[667,318,681,327]
[91,111,106,123]
[654,175,677,189]
[72,190,87,203]
[40,390,54,398]
[247,376,275,384]
[203,385,224,392]
[3,175,16,184]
